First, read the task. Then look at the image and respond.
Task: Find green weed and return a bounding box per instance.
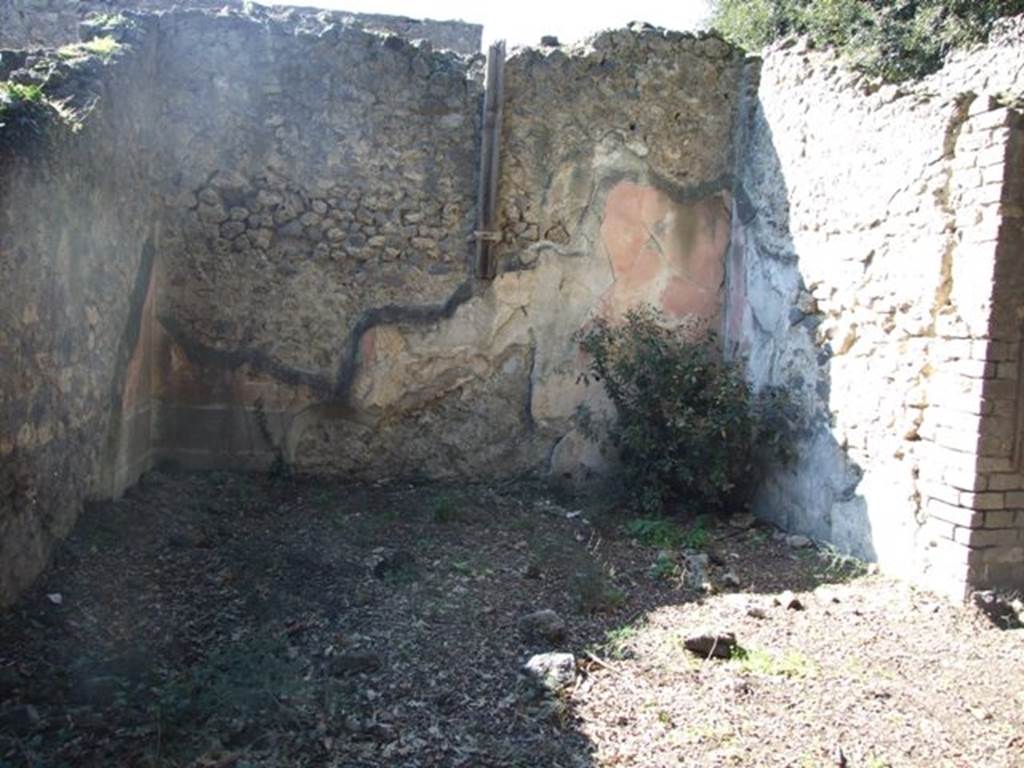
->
[602,623,640,659]
[649,550,679,581]
[730,646,814,678]
[626,518,684,548]
[90,13,127,29]
[573,566,625,613]
[680,517,710,550]
[311,488,336,509]
[431,492,460,524]
[59,36,121,61]
[627,516,709,551]
[747,528,770,546]
[0,82,43,104]
[815,543,870,582]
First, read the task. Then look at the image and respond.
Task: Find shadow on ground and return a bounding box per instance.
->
[5,469,1018,768]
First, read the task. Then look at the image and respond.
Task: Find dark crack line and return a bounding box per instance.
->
[156,313,335,397]
[156,279,478,405]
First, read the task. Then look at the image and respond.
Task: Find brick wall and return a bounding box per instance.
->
[921,101,1024,593]
[917,101,1024,596]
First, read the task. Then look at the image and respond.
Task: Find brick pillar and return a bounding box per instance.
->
[971,101,1024,590]
[919,99,1024,597]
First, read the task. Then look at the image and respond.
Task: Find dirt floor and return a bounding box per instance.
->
[0,470,1022,768]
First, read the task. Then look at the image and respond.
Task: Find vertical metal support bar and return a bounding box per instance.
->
[474,40,506,280]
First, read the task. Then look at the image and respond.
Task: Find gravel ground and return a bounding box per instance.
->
[0,470,1021,768]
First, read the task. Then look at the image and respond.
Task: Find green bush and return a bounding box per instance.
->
[575,305,793,517]
[709,0,1024,81]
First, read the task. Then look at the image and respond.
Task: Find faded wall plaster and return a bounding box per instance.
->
[0,28,163,603]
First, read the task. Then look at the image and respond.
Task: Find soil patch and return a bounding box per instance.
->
[0,470,1021,767]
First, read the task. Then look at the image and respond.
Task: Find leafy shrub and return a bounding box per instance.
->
[576,305,792,517]
[709,0,1024,82]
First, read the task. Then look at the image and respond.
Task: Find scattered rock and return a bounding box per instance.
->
[972,590,1023,629]
[747,605,768,620]
[523,561,542,579]
[372,550,416,580]
[786,534,813,549]
[774,590,805,611]
[813,586,841,604]
[683,631,737,659]
[722,571,742,588]
[518,609,566,644]
[683,552,709,588]
[45,592,62,605]
[522,652,575,692]
[728,513,756,530]
[1012,597,1024,621]
[329,651,383,677]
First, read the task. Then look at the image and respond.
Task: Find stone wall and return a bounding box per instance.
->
[7,0,1018,606]
[730,39,1024,598]
[147,9,484,471]
[200,26,745,481]
[0,0,483,54]
[0,11,746,604]
[0,27,163,603]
